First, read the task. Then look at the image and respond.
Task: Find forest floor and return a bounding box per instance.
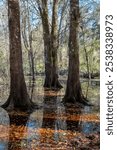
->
[0,77,100,150]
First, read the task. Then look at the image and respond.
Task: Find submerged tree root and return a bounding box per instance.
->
[62,96,93,106]
[44,83,63,91]
[1,98,40,113]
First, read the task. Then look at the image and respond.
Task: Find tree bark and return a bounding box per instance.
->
[51,0,63,89]
[63,0,87,104]
[38,0,62,89]
[29,31,35,81]
[39,0,53,88]
[2,0,36,111]
[22,1,35,81]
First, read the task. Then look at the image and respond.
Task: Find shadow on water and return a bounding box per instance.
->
[0,77,100,149]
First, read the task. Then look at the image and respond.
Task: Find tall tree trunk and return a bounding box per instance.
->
[51,0,63,89]
[63,0,87,104]
[81,26,90,79]
[27,1,35,82]
[22,1,35,81]
[40,0,53,88]
[37,0,62,89]
[29,31,35,81]
[2,0,36,110]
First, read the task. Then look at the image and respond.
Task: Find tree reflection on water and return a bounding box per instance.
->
[0,78,100,149]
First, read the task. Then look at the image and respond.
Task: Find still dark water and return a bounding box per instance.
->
[0,76,100,150]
